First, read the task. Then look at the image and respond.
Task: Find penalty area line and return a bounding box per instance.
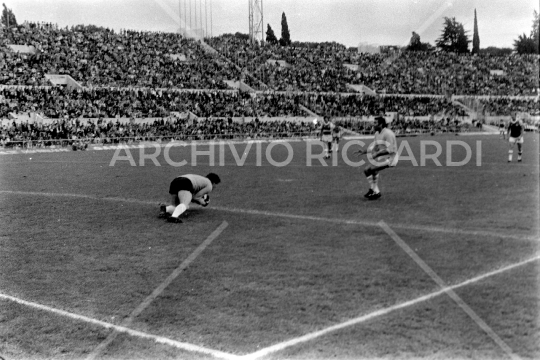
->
[85,221,229,360]
[0,190,537,242]
[379,221,522,360]
[239,255,540,360]
[211,206,538,242]
[0,292,240,360]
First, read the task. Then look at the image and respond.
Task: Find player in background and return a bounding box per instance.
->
[355,116,398,200]
[332,121,342,152]
[507,115,524,162]
[499,120,506,140]
[319,116,334,159]
[159,173,221,223]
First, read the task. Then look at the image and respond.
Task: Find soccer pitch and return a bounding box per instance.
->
[0,134,538,360]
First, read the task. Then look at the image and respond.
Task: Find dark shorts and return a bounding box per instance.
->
[169,177,194,195]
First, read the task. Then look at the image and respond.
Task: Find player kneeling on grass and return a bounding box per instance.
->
[159,173,221,223]
[354,116,398,200]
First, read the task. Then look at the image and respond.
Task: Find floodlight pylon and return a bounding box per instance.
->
[249,0,263,44]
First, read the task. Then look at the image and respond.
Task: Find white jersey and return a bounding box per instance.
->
[373,128,398,167]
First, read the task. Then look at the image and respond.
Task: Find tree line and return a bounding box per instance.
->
[265,12,291,46]
[407,9,538,55]
[263,8,539,55]
[1,3,538,54]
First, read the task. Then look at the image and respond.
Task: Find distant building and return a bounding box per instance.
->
[357,42,379,54]
[379,45,401,54]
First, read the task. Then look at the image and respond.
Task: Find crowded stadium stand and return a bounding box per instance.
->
[1,22,539,149]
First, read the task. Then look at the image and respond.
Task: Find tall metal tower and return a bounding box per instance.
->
[249,0,264,44]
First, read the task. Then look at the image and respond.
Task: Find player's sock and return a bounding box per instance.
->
[334,144,339,152]
[367,175,373,189]
[166,205,175,214]
[171,204,187,218]
[508,150,513,162]
[518,151,522,161]
[373,174,380,193]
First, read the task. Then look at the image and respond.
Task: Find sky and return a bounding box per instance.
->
[7,0,539,49]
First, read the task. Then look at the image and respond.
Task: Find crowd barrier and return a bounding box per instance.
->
[0,124,485,153]
[0,131,320,151]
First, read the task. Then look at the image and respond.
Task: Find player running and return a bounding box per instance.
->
[354,116,398,200]
[159,173,221,223]
[507,115,524,162]
[319,116,334,159]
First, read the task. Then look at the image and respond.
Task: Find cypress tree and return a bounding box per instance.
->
[279,12,291,46]
[266,24,278,45]
[472,9,480,54]
[1,3,17,28]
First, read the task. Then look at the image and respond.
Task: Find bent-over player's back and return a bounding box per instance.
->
[181,174,213,194]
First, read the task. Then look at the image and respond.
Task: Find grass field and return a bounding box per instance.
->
[0,133,539,360]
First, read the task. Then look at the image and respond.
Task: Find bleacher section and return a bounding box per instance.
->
[45,74,83,90]
[1,22,539,150]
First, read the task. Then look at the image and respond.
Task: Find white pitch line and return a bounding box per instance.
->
[0,190,537,242]
[239,255,540,360]
[210,206,539,242]
[379,221,522,360]
[1,190,538,358]
[85,221,229,360]
[0,292,240,360]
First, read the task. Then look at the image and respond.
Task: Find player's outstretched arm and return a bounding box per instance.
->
[372,149,392,159]
[353,148,368,156]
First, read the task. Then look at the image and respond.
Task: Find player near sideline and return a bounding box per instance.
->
[159,173,221,223]
[507,115,524,162]
[319,116,334,159]
[354,116,398,200]
[332,121,342,152]
[499,120,506,140]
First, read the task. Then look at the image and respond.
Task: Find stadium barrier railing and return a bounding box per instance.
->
[0,124,481,151]
[0,131,320,150]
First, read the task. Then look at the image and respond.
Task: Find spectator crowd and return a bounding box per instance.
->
[478,97,539,116]
[1,23,238,89]
[0,87,306,119]
[2,23,537,96]
[0,116,320,149]
[0,21,538,150]
[208,34,538,95]
[2,86,476,120]
[303,93,467,117]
